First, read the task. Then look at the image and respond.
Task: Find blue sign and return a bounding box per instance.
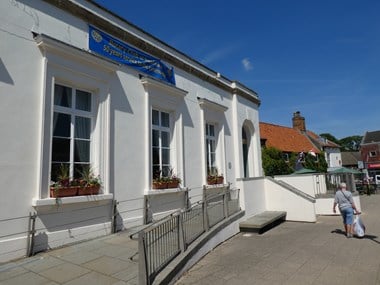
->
[89,26,175,85]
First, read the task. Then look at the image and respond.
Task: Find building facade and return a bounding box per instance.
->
[360,130,380,179]
[0,0,262,262]
[260,111,341,169]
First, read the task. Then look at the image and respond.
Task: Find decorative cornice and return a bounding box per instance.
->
[41,0,260,105]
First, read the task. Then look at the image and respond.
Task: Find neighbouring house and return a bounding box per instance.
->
[341,151,361,169]
[360,130,380,178]
[260,111,341,169]
[259,122,320,162]
[0,0,263,262]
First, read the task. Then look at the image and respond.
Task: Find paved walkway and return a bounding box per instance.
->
[0,230,139,284]
[1,194,379,285]
[175,194,380,285]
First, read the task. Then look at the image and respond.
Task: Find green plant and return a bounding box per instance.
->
[79,166,101,187]
[152,167,181,189]
[207,168,224,184]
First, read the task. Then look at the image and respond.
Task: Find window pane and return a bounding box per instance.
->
[209,125,215,136]
[209,140,216,152]
[205,124,209,136]
[152,109,159,125]
[153,165,161,179]
[210,153,216,167]
[75,116,91,139]
[74,140,90,162]
[162,149,170,164]
[161,112,169,127]
[52,138,70,162]
[53,112,71,137]
[74,163,90,179]
[51,163,70,182]
[76,90,92,111]
[161,131,170,147]
[162,166,170,177]
[54,84,72,107]
[152,147,159,164]
[152,130,159,147]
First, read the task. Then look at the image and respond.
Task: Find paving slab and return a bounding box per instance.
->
[176,194,380,285]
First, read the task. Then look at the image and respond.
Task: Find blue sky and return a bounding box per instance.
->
[93,0,380,139]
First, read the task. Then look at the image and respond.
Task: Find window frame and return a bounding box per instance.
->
[152,108,172,178]
[205,123,217,175]
[51,83,95,182]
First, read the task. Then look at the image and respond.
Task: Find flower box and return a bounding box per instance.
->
[166,180,180,189]
[78,185,100,196]
[207,176,224,185]
[50,186,79,198]
[152,181,168,189]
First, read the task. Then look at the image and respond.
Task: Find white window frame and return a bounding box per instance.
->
[34,34,116,200]
[152,109,172,178]
[205,123,217,174]
[51,83,95,181]
[198,97,228,183]
[141,77,187,191]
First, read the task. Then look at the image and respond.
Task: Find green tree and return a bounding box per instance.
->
[262,148,328,176]
[262,147,293,176]
[339,135,362,151]
[319,133,340,145]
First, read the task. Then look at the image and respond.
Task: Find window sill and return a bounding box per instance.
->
[147,187,188,195]
[32,194,114,207]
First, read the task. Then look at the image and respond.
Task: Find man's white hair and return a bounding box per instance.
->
[340,182,347,188]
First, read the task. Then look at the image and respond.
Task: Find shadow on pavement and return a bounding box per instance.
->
[331,229,379,244]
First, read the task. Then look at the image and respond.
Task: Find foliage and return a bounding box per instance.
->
[153,168,181,184]
[339,135,362,151]
[262,147,293,176]
[319,133,340,145]
[320,133,362,151]
[51,164,101,188]
[262,147,328,176]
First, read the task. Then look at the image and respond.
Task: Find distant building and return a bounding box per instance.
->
[260,111,341,169]
[360,130,380,177]
[341,152,361,169]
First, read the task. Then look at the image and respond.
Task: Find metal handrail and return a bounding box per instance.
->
[137,187,240,285]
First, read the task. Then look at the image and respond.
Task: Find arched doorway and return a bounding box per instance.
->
[242,126,249,178]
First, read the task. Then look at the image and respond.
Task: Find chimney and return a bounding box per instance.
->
[292,111,306,132]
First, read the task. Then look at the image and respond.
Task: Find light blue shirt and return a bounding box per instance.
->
[334,190,353,210]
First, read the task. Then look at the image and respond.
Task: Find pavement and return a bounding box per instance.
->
[0,194,379,285]
[175,194,380,285]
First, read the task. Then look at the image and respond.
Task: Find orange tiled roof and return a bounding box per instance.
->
[260,122,320,153]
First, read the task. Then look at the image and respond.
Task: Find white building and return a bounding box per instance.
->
[0,0,263,262]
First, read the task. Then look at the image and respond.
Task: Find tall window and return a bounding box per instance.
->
[152,109,171,178]
[51,84,93,181]
[205,123,217,174]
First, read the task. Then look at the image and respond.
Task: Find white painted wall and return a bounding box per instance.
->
[275,173,328,197]
[264,179,316,222]
[326,148,342,168]
[0,1,262,262]
[315,195,362,216]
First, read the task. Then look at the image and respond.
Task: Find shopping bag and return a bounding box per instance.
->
[353,215,365,238]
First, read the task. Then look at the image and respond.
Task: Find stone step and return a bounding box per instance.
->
[239,211,287,234]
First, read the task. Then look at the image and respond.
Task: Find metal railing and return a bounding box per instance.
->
[136,186,240,285]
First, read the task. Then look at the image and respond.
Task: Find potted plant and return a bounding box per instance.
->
[77,166,101,196]
[152,168,181,189]
[207,168,224,185]
[50,164,79,198]
[50,164,102,197]
[152,169,167,189]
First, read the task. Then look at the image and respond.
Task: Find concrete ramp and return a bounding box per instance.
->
[239,211,287,234]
